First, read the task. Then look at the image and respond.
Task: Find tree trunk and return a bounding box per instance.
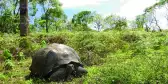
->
[20,0,28,36]
[45,13,49,33]
[153,16,162,32]
[145,24,149,32]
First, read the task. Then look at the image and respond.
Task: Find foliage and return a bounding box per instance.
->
[4,60,15,70]
[1,31,168,83]
[0,0,65,33]
[0,9,19,33]
[121,32,140,43]
[104,14,128,30]
[0,0,39,34]
[0,0,167,33]
[3,49,12,60]
[1,0,168,83]
[135,0,168,31]
[16,52,25,61]
[92,13,104,31]
[0,73,6,81]
[19,37,31,49]
[85,50,168,84]
[72,11,94,31]
[135,14,146,29]
[36,0,64,33]
[40,40,47,48]
[75,31,168,84]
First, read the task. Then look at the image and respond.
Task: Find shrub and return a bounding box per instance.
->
[16,52,25,61]
[47,35,67,44]
[68,31,125,65]
[0,73,6,81]
[40,40,47,48]
[0,34,19,50]
[19,37,31,49]
[121,32,140,43]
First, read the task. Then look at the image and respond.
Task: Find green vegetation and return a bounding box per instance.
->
[0,30,168,83]
[0,0,168,84]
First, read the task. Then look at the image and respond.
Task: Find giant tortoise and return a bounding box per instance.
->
[29,43,87,81]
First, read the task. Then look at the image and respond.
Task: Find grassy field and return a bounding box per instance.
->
[1,30,168,84]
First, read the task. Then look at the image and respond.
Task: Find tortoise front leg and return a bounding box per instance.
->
[49,64,74,82]
[65,64,75,81]
[49,68,67,82]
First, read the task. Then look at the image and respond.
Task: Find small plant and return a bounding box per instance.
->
[47,35,67,44]
[19,37,31,49]
[3,49,12,60]
[4,60,14,70]
[16,52,25,61]
[0,73,6,81]
[40,40,47,48]
[122,33,140,43]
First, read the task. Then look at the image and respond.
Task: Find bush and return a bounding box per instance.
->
[83,50,168,84]
[1,30,168,83]
[40,40,47,48]
[47,35,67,44]
[121,32,140,43]
[16,52,25,61]
[19,37,31,49]
[0,73,6,81]
[68,31,126,65]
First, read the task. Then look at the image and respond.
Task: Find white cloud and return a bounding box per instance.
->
[60,0,110,8]
[60,0,158,20]
[119,0,157,20]
[120,0,130,5]
[155,6,168,29]
[119,0,168,29]
[60,0,167,29]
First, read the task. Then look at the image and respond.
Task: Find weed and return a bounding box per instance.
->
[4,60,14,70]
[3,49,12,60]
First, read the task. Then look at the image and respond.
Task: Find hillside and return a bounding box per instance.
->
[1,30,168,84]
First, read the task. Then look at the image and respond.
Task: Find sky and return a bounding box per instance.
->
[59,0,119,19]
[59,0,158,20]
[33,0,167,28]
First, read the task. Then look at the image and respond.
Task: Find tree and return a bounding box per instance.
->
[104,14,127,30]
[136,15,145,29]
[0,0,38,34]
[142,0,168,31]
[143,5,163,31]
[0,0,20,33]
[143,12,154,32]
[152,11,162,31]
[115,17,127,30]
[92,13,104,31]
[72,11,94,31]
[104,15,115,29]
[20,0,29,36]
[165,3,168,25]
[51,13,67,31]
[37,0,63,33]
[33,17,46,31]
[129,20,137,29]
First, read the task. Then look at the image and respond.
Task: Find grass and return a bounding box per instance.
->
[0,59,31,84]
[1,30,168,84]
